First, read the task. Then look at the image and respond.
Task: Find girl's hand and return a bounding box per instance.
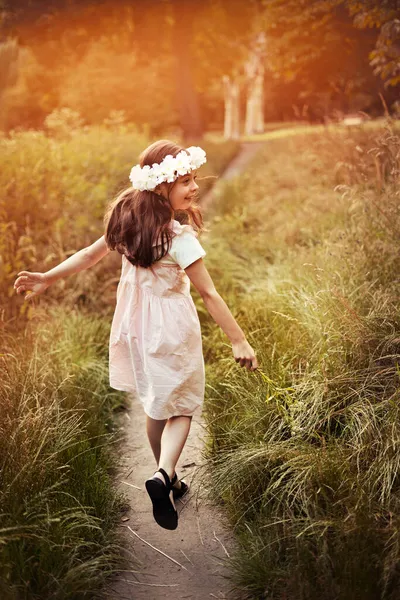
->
[232,339,259,371]
[13,271,50,301]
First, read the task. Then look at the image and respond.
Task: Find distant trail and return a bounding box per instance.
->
[103,142,264,600]
[201,142,266,212]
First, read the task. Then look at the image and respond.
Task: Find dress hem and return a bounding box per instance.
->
[109,382,203,420]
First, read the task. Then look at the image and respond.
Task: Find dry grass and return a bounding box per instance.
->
[0,126,239,597]
[0,308,135,599]
[200,119,400,599]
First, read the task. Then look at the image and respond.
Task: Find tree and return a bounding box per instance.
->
[171,0,203,141]
[0,38,19,127]
[346,0,400,87]
[0,0,204,138]
[258,0,392,120]
[0,38,18,96]
[192,0,268,137]
[223,75,240,138]
[244,32,266,135]
[0,0,398,132]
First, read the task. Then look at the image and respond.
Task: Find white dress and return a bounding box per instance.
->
[109,219,207,419]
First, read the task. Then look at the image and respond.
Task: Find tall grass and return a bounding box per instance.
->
[0,122,239,597]
[0,123,239,322]
[0,307,133,599]
[201,120,400,599]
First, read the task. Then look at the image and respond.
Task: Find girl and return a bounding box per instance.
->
[13,139,259,531]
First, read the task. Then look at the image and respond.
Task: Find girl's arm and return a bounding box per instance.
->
[184,258,259,371]
[44,235,111,284]
[14,235,111,300]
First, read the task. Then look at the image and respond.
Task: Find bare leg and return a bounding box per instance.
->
[145,415,192,527]
[146,415,167,464]
[156,415,192,482]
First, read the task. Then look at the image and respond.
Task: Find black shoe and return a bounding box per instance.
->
[145,467,178,530]
[171,472,189,500]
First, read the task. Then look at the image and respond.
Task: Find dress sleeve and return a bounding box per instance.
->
[169,227,206,269]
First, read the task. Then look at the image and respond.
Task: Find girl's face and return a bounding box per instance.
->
[158,170,199,212]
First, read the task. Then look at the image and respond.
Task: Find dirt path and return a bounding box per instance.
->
[201,142,265,212]
[103,143,263,600]
[103,410,236,599]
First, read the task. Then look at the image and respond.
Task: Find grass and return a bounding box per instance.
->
[204,122,306,143]
[204,117,400,145]
[0,123,239,598]
[0,307,134,599]
[0,124,239,323]
[200,119,400,599]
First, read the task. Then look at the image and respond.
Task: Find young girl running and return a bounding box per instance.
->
[13,139,259,531]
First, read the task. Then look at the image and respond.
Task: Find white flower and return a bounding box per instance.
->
[159,154,175,174]
[187,146,207,169]
[129,165,147,190]
[174,150,192,176]
[128,145,207,191]
[151,162,164,184]
[146,175,159,190]
[159,155,177,183]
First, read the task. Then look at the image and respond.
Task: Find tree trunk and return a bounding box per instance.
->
[223,75,240,139]
[0,38,19,129]
[231,79,240,138]
[254,67,264,133]
[245,33,265,136]
[244,51,257,135]
[172,0,203,142]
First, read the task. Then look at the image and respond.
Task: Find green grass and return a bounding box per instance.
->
[204,117,400,144]
[0,124,239,598]
[0,124,239,323]
[204,121,319,143]
[0,307,133,599]
[200,119,400,599]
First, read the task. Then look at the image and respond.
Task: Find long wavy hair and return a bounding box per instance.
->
[104,140,205,268]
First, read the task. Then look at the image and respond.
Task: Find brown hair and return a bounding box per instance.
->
[104,140,204,268]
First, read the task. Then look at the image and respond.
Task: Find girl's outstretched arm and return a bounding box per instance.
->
[185,258,259,372]
[14,235,111,301]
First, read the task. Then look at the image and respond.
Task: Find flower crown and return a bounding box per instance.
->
[129,146,207,192]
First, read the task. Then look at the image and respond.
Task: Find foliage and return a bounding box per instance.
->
[44,107,84,136]
[0,125,148,321]
[0,307,131,599]
[0,38,18,94]
[370,18,400,87]
[0,45,54,130]
[0,0,398,133]
[346,0,400,87]
[58,38,176,130]
[262,1,383,119]
[192,0,266,81]
[0,122,238,324]
[201,122,400,598]
[346,0,399,28]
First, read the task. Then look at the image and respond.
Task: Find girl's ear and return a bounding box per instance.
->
[155,183,169,199]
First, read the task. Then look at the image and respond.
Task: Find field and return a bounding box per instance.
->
[2,117,399,598]
[200,120,400,599]
[0,123,238,599]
